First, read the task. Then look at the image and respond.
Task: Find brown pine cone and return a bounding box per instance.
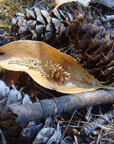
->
[11,5,75,48]
[68,10,114,85]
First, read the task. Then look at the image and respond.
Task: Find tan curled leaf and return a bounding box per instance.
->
[0,40,113,94]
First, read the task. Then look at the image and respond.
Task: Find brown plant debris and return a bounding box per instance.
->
[1,40,109,94]
[10,2,114,85]
[1,1,114,144]
[68,10,114,85]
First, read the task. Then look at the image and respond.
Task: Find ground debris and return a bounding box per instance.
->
[1,0,114,143]
[0,79,113,143]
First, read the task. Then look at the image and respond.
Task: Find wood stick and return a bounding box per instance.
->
[1,89,114,127]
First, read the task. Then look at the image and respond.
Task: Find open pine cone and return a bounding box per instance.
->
[11,2,114,85]
[11,4,75,48]
[68,10,114,85]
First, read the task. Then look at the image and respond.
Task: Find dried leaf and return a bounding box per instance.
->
[0,40,113,94]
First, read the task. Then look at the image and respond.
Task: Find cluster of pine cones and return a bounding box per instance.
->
[2,2,114,85]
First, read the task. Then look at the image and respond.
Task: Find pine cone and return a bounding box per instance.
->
[11,5,75,48]
[68,10,114,85]
[11,2,84,47]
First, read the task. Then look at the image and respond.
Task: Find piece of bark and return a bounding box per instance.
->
[82,108,114,135]
[1,89,114,127]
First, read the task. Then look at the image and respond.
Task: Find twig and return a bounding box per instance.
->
[1,89,114,127]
